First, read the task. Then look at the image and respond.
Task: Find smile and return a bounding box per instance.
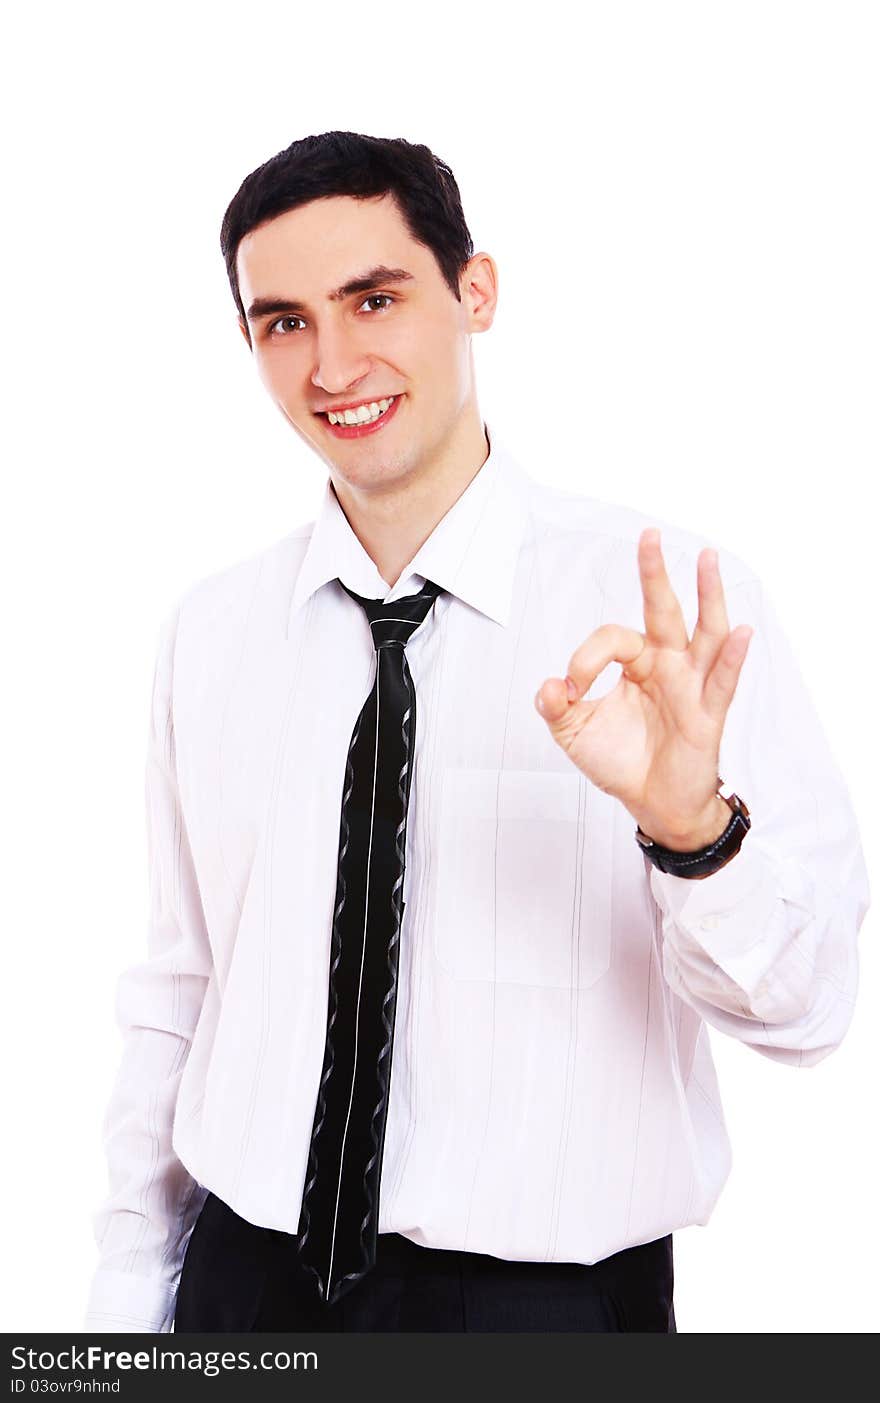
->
[328,397,394,426]
[319,395,402,439]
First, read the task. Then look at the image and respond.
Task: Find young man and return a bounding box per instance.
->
[84,131,869,1334]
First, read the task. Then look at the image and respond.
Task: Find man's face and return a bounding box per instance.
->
[235,193,495,491]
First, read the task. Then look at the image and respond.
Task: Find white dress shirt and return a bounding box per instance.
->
[84,424,870,1332]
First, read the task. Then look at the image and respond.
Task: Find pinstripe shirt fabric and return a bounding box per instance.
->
[84,424,869,1332]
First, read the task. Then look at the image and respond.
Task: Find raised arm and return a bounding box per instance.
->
[535,532,869,1064]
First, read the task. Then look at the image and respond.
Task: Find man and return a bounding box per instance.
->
[84,131,869,1334]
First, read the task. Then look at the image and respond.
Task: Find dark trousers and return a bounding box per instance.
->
[173,1191,676,1333]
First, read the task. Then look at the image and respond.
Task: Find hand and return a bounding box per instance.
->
[534,528,754,851]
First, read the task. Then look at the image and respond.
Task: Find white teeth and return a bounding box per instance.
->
[328,396,394,426]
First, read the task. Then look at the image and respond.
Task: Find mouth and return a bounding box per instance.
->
[315,394,402,439]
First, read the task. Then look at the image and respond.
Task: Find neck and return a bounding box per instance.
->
[329,409,490,590]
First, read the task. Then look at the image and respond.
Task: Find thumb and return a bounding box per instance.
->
[535,675,578,726]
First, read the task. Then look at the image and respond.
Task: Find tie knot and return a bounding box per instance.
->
[337,577,445,650]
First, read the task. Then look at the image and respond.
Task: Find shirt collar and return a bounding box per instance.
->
[287,423,533,636]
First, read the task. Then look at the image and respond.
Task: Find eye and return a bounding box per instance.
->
[358,294,395,313]
[267,314,306,336]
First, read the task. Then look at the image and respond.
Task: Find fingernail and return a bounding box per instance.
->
[535,691,546,715]
[565,676,579,702]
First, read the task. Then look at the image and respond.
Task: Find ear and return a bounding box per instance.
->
[238,318,252,350]
[461,251,498,334]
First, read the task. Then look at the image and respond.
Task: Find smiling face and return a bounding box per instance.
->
[235,193,497,495]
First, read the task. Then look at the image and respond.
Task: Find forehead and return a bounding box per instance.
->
[236,193,430,303]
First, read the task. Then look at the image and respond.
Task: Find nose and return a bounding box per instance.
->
[310,319,373,396]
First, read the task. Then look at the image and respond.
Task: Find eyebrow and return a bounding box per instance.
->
[245,265,415,323]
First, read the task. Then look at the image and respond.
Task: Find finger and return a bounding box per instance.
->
[639,528,689,649]
[534,676,601,726]
[565,622,649,694]
[689,547,731,672]
[701,625,754,721]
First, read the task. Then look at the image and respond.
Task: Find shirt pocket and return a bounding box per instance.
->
[432,766,613,989]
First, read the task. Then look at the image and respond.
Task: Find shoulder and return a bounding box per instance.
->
[522,474,761,595]
[158,518,316,659]
[186,520,313,613]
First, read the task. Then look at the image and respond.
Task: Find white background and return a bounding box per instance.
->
[2,0,877,1334]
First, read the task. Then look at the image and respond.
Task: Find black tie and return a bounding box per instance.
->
[296,575,445,1306]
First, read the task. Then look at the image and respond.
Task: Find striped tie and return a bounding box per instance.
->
[296,576,445,1306]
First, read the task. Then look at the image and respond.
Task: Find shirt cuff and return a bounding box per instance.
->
[647,835,785,994]
[83,1268,178,1334]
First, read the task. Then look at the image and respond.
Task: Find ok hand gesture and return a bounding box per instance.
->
[535,529,753,851]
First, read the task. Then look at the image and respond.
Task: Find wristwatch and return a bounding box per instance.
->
[635,780,751,878]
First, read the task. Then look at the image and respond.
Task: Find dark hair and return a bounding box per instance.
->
[220,131,475,344]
